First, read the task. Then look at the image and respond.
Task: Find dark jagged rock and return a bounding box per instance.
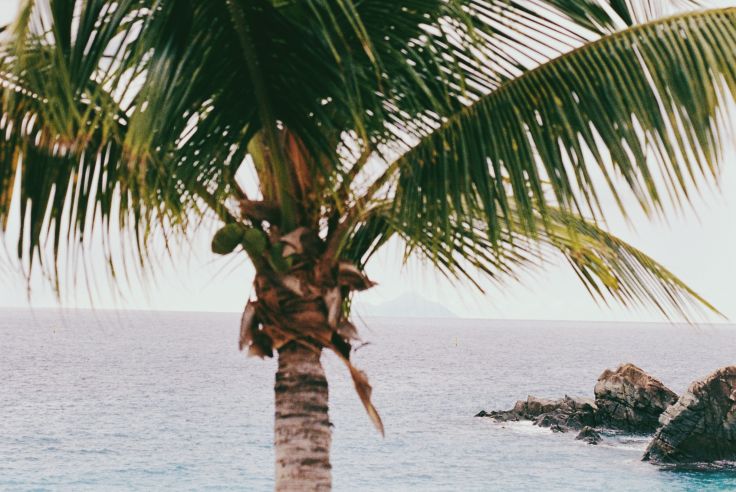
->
[532,396,597,431]
[550,423,567,433]
[477,395,596,432]
[474,396,554,423]
[518,396,564,417]
[576,426,602,445]
[477,408,520,422]
[643,366,736,464]
[594,363,678,432]
[535,412,567,429]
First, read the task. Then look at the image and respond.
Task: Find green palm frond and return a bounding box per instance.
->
[389,8,736,250]
[0,0,642,254]
[608,0,703,25]
[0,91,181,286]
[0,1,248,280]
[344,201,717,320]
[0,1,730,322]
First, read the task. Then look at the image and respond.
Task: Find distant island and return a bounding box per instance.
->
[353,292,458,319]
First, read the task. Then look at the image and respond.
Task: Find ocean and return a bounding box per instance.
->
[1,309,735,491]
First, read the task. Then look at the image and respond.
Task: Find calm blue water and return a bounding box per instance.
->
[1,309,736,491]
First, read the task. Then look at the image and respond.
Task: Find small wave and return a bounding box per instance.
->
[488,420,551,436]
[657,461,736,473]
[603,436,649,449]
[600,442,648,452]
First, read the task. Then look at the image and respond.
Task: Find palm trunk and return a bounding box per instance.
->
[274,342,332,491]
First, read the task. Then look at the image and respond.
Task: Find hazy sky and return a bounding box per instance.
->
[1,0,735,322]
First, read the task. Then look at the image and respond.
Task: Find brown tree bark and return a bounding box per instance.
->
[274,342,332,491]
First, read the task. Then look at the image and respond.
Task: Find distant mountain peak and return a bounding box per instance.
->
[354,292,458,319]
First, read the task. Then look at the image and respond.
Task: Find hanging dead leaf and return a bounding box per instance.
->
[290,309,327,330]
[337,320,360,341]
[336,354,384,436]
[323,287,342,328]
[280,227,309,256]
[338,262,376,291]
[264,324,293,351]
[331,332,351,359]
[292,317,333,347]
[248,329,274,358]
[239,301,258,351]
[258,284,282,310]
[281,275,304,296]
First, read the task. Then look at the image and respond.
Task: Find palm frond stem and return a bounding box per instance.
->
[225,0,296,230]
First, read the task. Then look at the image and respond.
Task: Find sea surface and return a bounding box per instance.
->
[2,309,736,491]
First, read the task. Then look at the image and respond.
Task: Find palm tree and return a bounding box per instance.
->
[1,0,735,489]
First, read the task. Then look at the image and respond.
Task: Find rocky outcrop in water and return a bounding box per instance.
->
[477,363,736,466]
[475,363,679,445]
[576,426,602,445]
[477,395,597,432]
[532,396,598,432]
[643,366,736,464]
[476,396,557,422]
[594,363,678,432]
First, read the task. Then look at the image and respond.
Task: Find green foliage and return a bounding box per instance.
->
[343,201,718,319]
[0,0,732,319]
[391,9,736,248]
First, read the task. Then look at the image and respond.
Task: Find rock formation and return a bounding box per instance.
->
[477,363,736,466]
[531,396,598,432]
[594,363,678,432]
[576,426,602,445]
[643,366,736,464]
[477,395,597,432]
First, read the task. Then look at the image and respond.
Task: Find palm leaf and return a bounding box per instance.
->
[388,9,736,250]
[0,1,251,282]
[1,1,730,323]
[344,201,717,320]
[608,0,703,25]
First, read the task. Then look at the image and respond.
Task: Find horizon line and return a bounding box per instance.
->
[1,305,732,327]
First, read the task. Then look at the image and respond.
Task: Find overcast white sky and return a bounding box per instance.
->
[0,0,734,322]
